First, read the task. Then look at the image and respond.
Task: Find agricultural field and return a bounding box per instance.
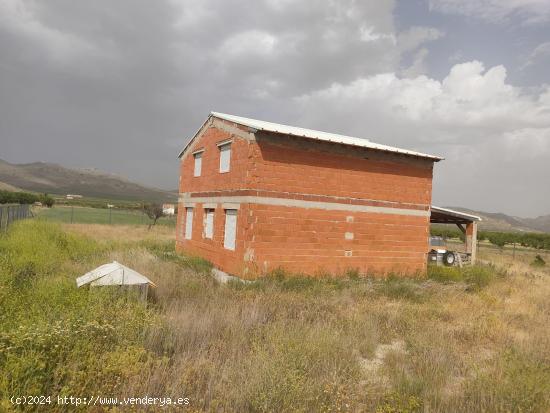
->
[1,220,549,412]
[35,205,176,227]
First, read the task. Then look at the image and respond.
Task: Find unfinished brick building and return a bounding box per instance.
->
[176,112,447,279]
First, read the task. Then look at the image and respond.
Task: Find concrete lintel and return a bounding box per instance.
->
[222,203,240,210]
[179,195,429,217]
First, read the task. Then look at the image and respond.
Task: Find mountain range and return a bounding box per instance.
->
[445,207,550,233]
[0,159,177,202]
[1,159,548,232]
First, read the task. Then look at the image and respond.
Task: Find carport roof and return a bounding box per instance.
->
[431,206,482,224]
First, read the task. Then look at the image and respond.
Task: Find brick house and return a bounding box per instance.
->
[176,112,445,279]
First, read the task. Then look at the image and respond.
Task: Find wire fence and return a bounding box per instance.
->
[0,204,32,231]
[36,206,176,227]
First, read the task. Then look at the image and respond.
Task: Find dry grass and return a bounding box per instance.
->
[62,223,175,243]
[4,222,549,412]
[92,230,550,412]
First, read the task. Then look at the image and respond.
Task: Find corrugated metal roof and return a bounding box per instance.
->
[178,112,443,161]
[431,206,482,221]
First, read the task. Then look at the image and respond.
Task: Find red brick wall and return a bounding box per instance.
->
[175,203,250,276]
[249,133,433,206]
[176,119,435,278]
[179,124,251,195]
[244,204,429,277]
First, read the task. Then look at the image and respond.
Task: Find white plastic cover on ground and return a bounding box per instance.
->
[76,261,156,288]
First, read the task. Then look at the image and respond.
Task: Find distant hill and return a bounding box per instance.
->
[0,180,22,191]
[445,207,550,233]
[0,159,177,202]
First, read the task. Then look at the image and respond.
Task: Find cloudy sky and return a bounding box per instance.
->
[1,0,549,217]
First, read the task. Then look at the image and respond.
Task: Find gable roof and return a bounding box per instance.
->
[179,112,444,161]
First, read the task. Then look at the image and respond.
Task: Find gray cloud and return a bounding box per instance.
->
[295,61,550,216]
[429,0,550,24]
[1,0,549,216]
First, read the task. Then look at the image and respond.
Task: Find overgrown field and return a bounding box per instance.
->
[36,206,176,227]
[1,221,549,412]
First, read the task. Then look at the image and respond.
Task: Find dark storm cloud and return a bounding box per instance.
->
[1,0,549,216]
[1,0,405,186]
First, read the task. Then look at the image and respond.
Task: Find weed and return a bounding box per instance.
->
[531,254,546,267]
[427,265,463,283]
[2,221,550,412]
[462,265,496,291]
[376,392,423,413]
[345,267,361,280]
[376,277,425,302]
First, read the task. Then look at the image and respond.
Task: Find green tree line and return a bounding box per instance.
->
[431,226,550,250]
[0,190,54,207]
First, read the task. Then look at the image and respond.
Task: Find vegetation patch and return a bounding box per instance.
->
[1,221,549,412]
[375,276,426,302]
[531,254,546,267]
[428,264,498,291]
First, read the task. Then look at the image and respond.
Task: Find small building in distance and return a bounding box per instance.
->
[175,112,475,279]
[162,203,175,216]
[66,194,83,200]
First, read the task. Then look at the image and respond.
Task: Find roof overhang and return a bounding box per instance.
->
[178,112,444,161]
[430,206,482,224]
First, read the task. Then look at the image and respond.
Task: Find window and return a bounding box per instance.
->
[204,209,214,239]
[218,142,231,173]
[185,207,193,239]
[223,209,237,250]
[193,151,203,177]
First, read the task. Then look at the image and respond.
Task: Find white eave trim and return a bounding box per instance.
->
[431,206,482,221]
[178,112,444,161]
[211,112,444,161]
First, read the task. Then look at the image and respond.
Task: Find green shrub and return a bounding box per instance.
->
[0,220,159,404]
[345,267,361,280]
[376,277,425,302]
[258,268,347,292]
[0,221,103,288]
[428,265,497,291]
[0,190,39,205]
[427,265,463,283]
[376,392,423,413]
[462,265,496,291]
[531,254,546,267]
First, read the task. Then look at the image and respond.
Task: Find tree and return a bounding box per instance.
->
[40,193,55,208]
[0,190,39,204]
[143,203,164,230]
